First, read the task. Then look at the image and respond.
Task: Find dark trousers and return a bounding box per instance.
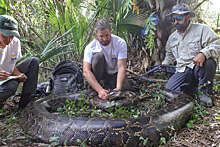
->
[92,52,117,90]
[0,57,39,108]
[165,58,216,95]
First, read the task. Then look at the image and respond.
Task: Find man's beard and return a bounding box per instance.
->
[175,22,189,32]
[100,40,111,46]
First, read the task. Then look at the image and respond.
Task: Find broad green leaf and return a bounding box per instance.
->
[216,116,220,120]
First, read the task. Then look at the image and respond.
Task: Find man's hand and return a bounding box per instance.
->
[98,89,109,100]
[17,73,27,82]
[113,87,121,91]
[0,69,11,80]
[193,53,206,67]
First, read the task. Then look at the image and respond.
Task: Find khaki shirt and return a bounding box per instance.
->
[162,23,220,72]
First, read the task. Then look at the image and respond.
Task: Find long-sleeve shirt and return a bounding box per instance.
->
[162,23,220,72]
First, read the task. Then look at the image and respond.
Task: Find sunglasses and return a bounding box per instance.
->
[172,16,183,23]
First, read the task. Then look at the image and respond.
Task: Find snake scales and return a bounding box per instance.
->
[20,91,194,146]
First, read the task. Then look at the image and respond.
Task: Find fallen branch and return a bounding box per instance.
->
[126,68,139,76]
[40,66,53,71]
[214,29,220,33]
[193,0,208,11]
[215,74,220,80]
[127,69,168,83]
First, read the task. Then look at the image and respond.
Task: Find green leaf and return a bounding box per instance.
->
[204,121,210,126]
[139,136,144,140]
[16,53,32,65]
[49,136,59,143]
[160,137,166,144]
[186,120,194,128]
[143,138,148,145]
[76,138,81,143]
[216,116,220,120]
[57,107,63,112]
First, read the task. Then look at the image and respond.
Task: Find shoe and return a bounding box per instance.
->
[163,90,179,102]
[11,94,21,104]
[198,86,213,107]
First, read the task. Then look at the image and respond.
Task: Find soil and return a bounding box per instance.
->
[163,92,220,147]
[0,78,219,147]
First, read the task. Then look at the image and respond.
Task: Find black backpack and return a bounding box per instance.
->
[50,60,84,95]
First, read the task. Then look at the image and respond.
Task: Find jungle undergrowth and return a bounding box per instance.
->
[57,82,167,119]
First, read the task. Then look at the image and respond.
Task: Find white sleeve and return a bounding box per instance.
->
[83,46,93,64]
[118,40,127,59]
[16,39,22,59]
[11,37,22,59]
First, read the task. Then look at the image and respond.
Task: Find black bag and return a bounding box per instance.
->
[50,60,84,95]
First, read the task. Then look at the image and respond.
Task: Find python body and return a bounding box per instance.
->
[20,91,193,146]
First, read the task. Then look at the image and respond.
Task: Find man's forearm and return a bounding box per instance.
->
[116,67,126,90]
[84,71,103,92]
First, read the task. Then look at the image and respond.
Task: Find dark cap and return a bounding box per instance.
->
[0,15,20,37]
[168,4,195,17]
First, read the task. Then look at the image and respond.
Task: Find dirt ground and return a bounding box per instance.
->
[0,81,219,147]
[164,94,220,147]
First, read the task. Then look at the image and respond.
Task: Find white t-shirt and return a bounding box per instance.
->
[0,37,22,73]
[83,34,127,74]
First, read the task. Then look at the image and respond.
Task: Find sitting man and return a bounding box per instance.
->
[83,19,128,99]
[162,4,220,107]
[0,15,39,109]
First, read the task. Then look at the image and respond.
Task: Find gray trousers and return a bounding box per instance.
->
[165,58,216,95]
[92,52,130,90]
[0,57,39,108]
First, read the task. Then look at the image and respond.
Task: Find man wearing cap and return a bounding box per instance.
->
[0,15,39,109]
[162,4,220,107]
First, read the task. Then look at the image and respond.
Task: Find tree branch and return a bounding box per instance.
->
[214,29,220,33]
[6,1,46,47]
[193,0,208,11]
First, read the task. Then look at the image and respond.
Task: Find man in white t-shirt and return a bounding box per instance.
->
[83,19,128,99]
[0,15,39,109]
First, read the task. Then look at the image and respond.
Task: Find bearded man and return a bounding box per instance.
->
[83,19,128,99]
[162,4,220,107]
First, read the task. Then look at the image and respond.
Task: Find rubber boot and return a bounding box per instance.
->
[198,88,213,107]
[163,90,180,102]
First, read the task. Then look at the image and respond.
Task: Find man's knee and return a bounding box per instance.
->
[17,57,39,73]
[195,58,216,71]
[91,53,106,81]
[29,57,39,68]
[203,58,216,70]
[194,58,216,82]
[92,52,105,66]
[0,80,19,99]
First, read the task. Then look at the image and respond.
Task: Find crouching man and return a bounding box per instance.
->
[83,19,128,100]
[0,15,39,109]
[162,4,220,107]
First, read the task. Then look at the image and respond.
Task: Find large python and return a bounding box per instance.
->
[20,91,194,146]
